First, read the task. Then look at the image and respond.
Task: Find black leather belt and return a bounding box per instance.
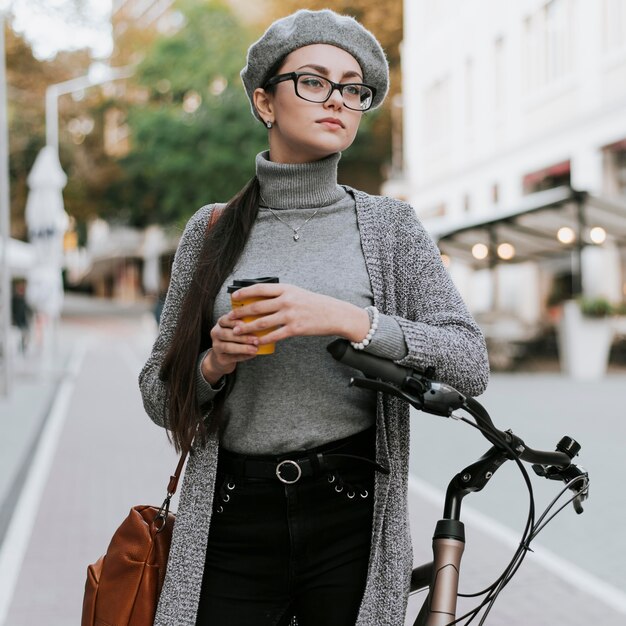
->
[218,451,389,485]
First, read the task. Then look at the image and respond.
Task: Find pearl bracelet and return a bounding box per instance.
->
[351,306,379,350]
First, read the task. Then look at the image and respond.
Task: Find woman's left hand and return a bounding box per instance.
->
[228,283,370,345]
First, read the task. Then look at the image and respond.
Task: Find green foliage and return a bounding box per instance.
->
[578,297,614,318]
[107,0,267,226]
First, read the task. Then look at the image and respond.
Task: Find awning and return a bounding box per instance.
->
[434,187,626,274]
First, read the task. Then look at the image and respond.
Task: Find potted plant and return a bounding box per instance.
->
[557,297,615,380]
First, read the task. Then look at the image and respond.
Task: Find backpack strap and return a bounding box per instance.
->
[207,202,226,232]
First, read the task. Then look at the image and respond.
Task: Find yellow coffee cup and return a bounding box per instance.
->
[227,277,279,355]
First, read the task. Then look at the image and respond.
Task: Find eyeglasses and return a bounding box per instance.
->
[264,72,376,112]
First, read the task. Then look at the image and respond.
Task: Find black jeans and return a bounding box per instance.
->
[196,427,376,626]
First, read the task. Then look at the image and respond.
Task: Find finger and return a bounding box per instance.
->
[255,325,291,345]
[232,312,283,336]
[228,297,281,321]
[213,340,259,359]
[217,314,237,328]
[214,325,259,345]
[230,283,285,302]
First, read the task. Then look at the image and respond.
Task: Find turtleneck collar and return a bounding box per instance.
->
[255,150,346,210]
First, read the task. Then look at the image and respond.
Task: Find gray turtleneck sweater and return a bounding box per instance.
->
[196,151,407,454]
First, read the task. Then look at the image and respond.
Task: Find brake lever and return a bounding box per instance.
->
[533,463,589,514]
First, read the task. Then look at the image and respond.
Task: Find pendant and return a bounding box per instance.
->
[293,233,300,241]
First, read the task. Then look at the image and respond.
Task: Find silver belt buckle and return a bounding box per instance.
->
[276,459,302,484]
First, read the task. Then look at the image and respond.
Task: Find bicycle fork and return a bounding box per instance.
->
[413,519,466,626]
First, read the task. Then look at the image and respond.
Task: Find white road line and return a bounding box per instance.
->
[409,476,626,615]
[0,343,88,625]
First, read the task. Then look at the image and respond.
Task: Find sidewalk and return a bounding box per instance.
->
[0,335,74,550]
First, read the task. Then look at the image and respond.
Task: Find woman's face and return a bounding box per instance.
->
[256,44,365,164]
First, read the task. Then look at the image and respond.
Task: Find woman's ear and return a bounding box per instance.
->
[253,88,274,123]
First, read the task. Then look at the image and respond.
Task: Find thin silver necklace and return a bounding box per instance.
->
[260,197,319,242]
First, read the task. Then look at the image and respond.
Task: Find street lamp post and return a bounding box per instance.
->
[45,63,135,153]
[24,63,135,371]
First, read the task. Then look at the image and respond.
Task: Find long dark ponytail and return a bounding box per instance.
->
[160,176,261,453]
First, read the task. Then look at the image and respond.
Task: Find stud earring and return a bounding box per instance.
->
[265,120,273,129]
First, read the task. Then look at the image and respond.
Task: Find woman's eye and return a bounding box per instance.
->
[301,77,325,89]
[344,85,361,96]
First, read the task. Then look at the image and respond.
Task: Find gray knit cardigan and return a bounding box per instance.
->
[139,189,489,626]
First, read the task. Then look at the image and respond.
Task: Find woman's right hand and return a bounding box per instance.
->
[200,314,259,384]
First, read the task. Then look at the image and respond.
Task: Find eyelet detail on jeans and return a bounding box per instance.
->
[347,491,355,499]
[335,484,343,493]
[327,474,336,483]
[360,490,369,499]
[214,475,236,514]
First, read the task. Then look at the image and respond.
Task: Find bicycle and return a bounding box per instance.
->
[326,338,590,626]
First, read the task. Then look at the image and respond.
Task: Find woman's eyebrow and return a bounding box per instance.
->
[296,64,364,81]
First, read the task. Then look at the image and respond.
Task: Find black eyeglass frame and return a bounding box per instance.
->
[263,72,377,111]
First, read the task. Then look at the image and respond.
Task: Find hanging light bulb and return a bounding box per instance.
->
[497,242,515,260]
[589,226,606,244]
[472,243,489,260]
[557,226,575,244]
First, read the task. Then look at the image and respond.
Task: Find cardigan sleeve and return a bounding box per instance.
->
[138,204,216,428]
[386,203,489,397]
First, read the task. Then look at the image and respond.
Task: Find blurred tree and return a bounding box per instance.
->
[267,0,403,192]
[105,0,267,227]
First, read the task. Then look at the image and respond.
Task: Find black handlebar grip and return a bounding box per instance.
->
[326,339,412,387]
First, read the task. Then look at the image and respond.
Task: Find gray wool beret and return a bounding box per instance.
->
[241,9,389,120]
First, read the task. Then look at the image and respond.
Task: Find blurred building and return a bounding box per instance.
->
[390,0,626,366]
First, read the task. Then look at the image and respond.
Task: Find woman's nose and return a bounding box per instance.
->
[324,86,344,109]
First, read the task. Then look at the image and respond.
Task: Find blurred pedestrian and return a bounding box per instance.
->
[140,9,489,626]
[11,280,33,354]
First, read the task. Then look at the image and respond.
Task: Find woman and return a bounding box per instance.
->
[139,9,489,626]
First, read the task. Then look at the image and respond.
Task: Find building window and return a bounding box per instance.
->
[522,160,571,194]
[492,183,500,204]
[465,57,474,130]
[603,0,626,53]
[420,202,447,220]
[423,0,453,28]
[423,76,451,150]
[603,139,626,199]
[523,0,574,93]
[494,37,505,113]
[616,150,626,197]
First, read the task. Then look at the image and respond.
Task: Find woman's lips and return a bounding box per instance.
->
[317,118,345,130]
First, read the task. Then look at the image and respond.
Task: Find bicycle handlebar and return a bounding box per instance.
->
[327,338,411,386]
[327,339,580,470]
